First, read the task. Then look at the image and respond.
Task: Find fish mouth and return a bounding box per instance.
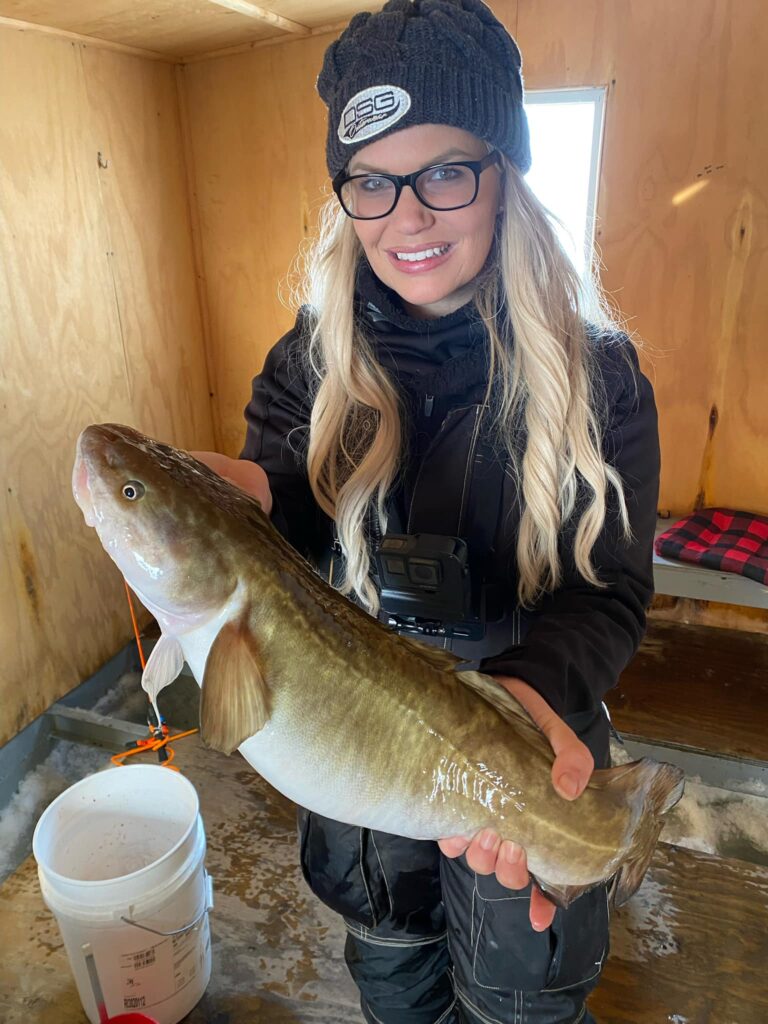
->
[72,424,122,528]
[72,432,97,528]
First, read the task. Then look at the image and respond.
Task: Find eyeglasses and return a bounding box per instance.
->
[332,150,502,220]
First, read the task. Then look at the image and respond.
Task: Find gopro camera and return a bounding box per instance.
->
[374,533,485,639]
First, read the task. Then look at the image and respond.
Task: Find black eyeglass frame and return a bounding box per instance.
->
[332,150,503,220]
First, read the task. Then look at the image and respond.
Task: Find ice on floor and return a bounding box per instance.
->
[0,671,145,884]
[611,737,768,865]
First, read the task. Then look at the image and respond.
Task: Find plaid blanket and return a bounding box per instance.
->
[654,508,768,586]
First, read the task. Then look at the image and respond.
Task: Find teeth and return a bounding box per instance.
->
[395,245,450,262]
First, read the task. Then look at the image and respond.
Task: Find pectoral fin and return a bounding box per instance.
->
[200,613,270,755]
[141,634,185,714]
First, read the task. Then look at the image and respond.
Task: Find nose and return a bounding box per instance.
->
[389,184,436,234]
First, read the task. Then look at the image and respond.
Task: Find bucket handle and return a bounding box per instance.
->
[120,871,213,938]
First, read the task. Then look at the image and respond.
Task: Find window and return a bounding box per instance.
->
[523,88,606,276]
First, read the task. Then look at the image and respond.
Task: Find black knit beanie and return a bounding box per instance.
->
[317,0,531,179]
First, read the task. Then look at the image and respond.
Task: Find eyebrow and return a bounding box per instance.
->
[348,148,478,175]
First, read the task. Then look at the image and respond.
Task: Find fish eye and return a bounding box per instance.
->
[122,481,145,501]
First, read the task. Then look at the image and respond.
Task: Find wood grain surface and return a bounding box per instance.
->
[517,0,768,520]
[608,618,768,761]
[0,27,213,745]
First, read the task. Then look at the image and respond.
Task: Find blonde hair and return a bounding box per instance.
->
[289,154,635,615]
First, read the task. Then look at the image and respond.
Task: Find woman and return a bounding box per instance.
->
[196,1,660,1021]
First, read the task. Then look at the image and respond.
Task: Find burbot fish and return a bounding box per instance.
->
[72,423,684,908]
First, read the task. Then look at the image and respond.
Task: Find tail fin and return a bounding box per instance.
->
[605,758,685,906]
[533,758,685,910]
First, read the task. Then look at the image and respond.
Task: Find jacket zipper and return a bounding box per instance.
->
[456,405,484,536]
[407,403,485,535]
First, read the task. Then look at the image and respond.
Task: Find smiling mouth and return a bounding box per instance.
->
[390,243,452,262]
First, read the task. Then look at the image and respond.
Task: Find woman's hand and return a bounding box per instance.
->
[438,675,594,931]
[189,451,273,516]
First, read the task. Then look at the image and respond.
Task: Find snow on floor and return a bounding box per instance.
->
[0,671,146,884]
[661,776,768,864]
[610,737,768,865]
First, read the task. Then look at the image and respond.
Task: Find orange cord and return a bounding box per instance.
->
[124,579,147,671]
[111,728,199,771]
[115,582,198,770]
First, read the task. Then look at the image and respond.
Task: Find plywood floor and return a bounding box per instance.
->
[607,619,768,760]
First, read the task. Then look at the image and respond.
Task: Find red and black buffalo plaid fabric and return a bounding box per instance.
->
[654,508,768,585]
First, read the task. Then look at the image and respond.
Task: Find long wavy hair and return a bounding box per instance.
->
[286,151,636,615]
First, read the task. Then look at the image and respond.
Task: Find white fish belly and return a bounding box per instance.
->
[176,625,430,836]
[175,622,530,845]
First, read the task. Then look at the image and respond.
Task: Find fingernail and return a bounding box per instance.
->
[502,842,523,865]
[558,772,580,799]
[479,830,497,851]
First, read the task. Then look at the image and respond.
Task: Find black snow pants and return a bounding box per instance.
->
[297,709,611,1024]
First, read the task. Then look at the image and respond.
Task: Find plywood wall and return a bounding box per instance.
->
[516,0,768,521]
[181,0,768,516]
[179,32,333,456]
[0,26,214,745]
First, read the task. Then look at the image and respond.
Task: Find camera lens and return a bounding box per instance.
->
[408,559,442,586]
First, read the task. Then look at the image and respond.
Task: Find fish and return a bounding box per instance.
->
[72,422,684,909]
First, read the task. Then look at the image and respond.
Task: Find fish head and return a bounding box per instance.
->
[73,423,245,623]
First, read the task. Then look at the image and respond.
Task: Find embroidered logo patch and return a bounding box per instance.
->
[338,85,412,145]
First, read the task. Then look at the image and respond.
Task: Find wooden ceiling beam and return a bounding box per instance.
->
[0,14,176,61]
[182,18,348,63]
[206,0,311,36]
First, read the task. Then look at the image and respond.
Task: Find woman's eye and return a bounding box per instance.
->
[430,166,461,182]
[360,176,388,192]
[122,481,145,501]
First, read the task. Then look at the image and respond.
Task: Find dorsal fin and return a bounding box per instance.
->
[395,634,465,672]
[454,669,540,733]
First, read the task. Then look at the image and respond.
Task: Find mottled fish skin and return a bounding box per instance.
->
[72,423,684,907]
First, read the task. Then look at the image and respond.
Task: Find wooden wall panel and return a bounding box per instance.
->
[0,27,213,746]
[79,46,214,447]
[180,33,333,455]
[182,0,767,523]
[516,0,768,517]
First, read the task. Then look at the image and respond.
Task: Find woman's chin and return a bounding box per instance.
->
[401,283,475,319]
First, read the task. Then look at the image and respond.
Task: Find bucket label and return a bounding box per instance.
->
[119,915,210,1009]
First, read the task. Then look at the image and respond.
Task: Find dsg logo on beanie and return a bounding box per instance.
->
[338,85,412,144]
[317,0,531,178]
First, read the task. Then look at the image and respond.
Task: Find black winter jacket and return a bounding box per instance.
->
[241,261,661,722]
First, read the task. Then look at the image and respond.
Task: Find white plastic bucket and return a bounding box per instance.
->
[32,765,212,1024]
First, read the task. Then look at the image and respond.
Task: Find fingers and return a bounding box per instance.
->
[464,829,502,876]
[529,883,557,931]
[496,677,595,800]
[442,831,529,890]
[439,681,590,934]
[437,836,471,858]
[439,830,557,932]
[546,714,593,801]
[493,840,528,889]
[551,742,594,801]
